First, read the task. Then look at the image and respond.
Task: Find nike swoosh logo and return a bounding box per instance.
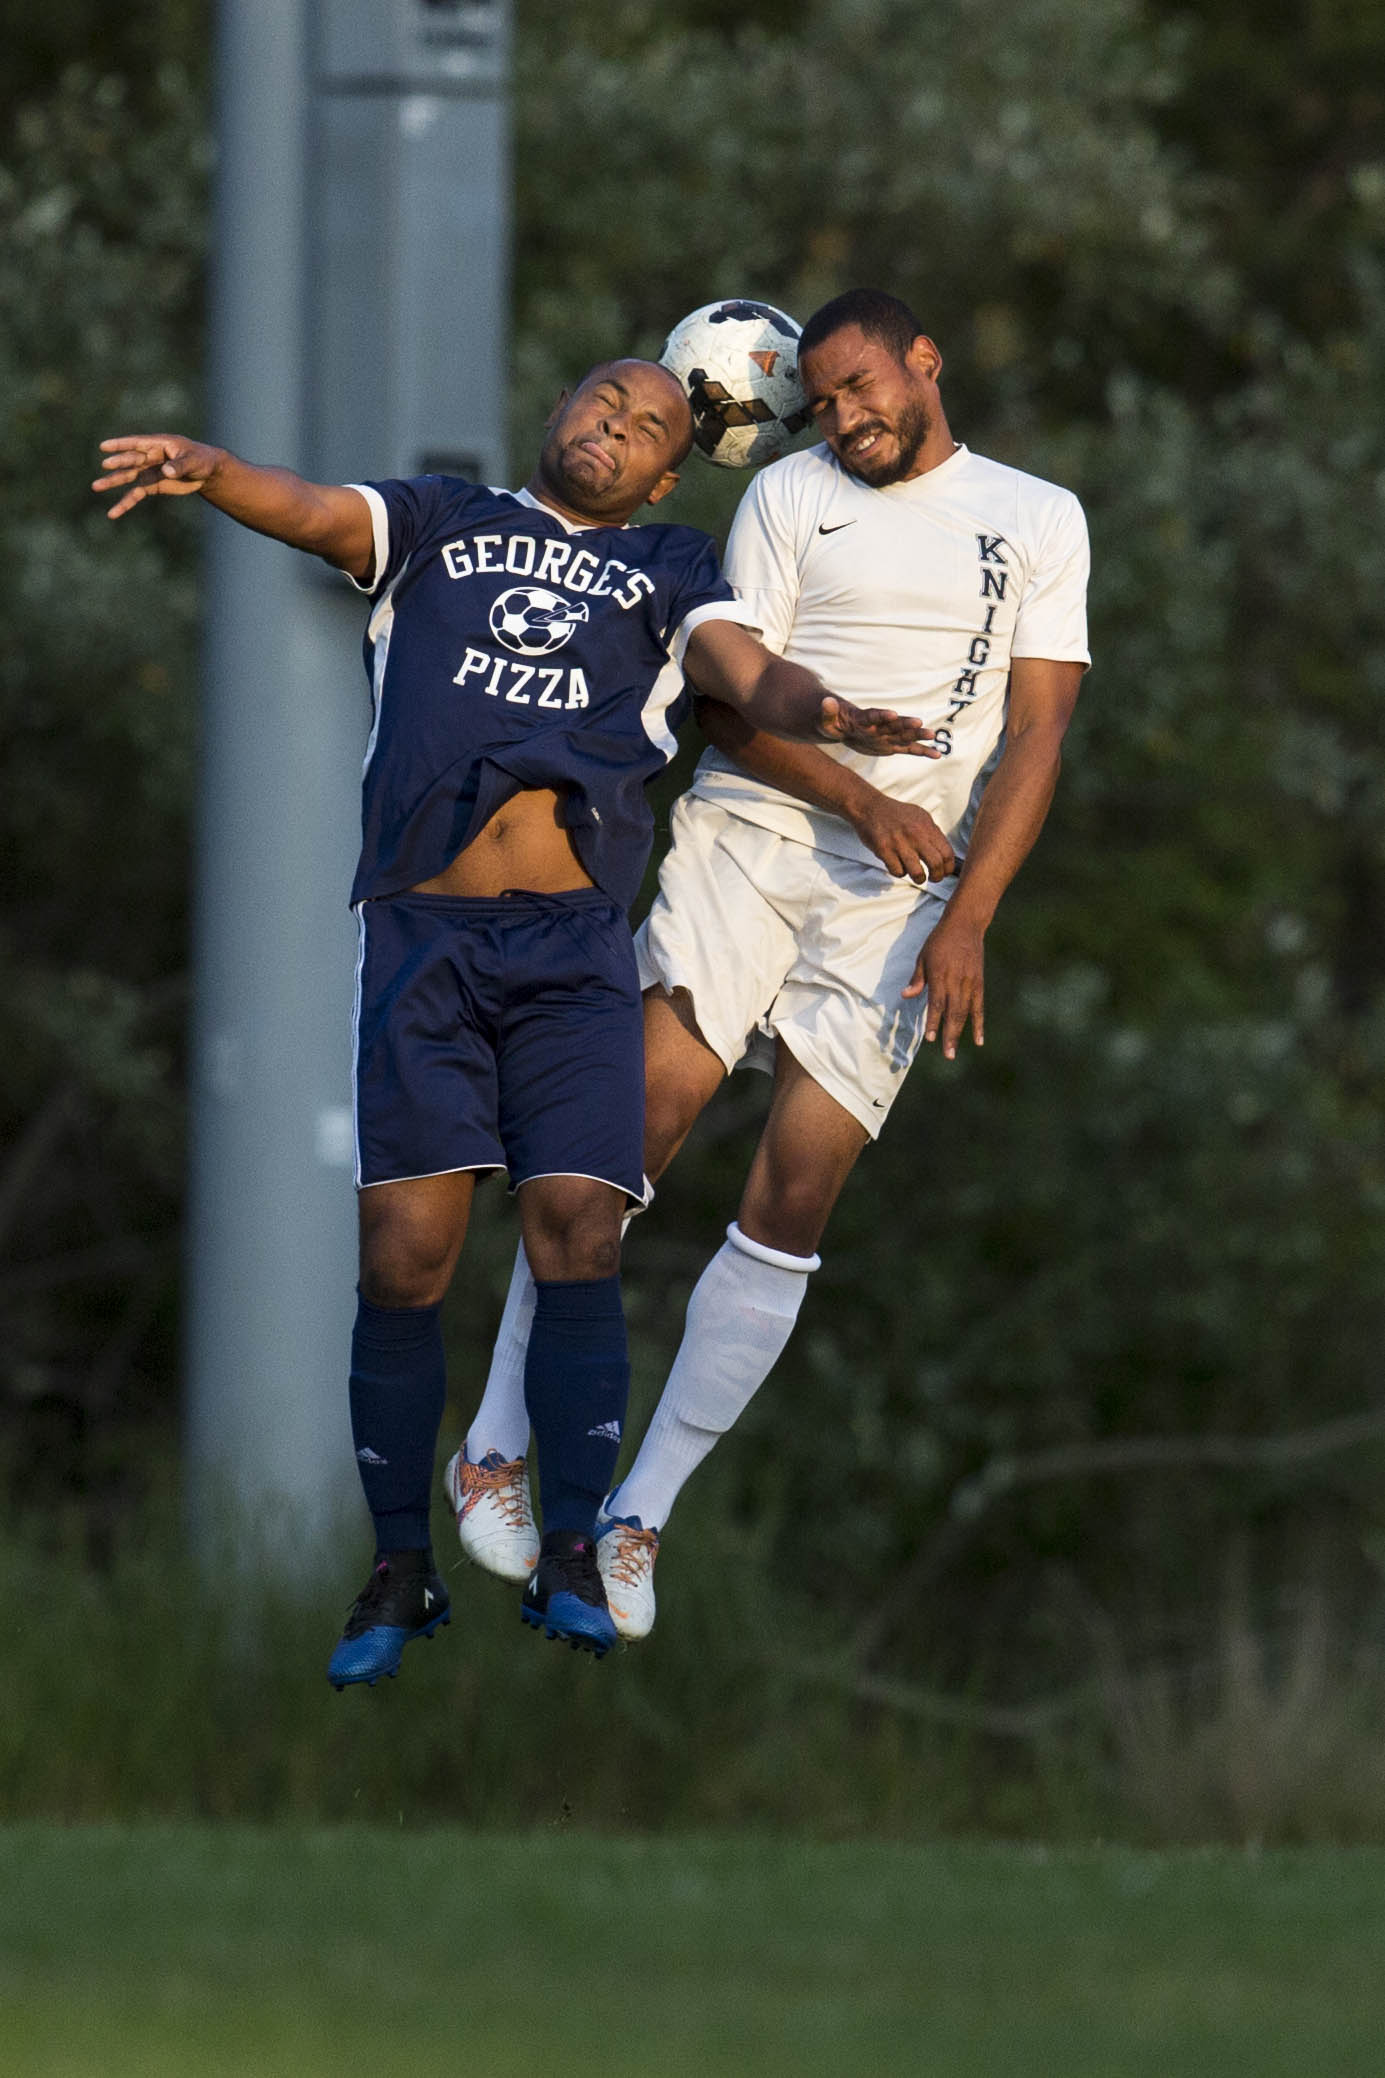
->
[818,521,855,535]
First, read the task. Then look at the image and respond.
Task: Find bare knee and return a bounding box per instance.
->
[520,1175,624,1283]
[358,1177,471,1308]
[642,987,725,1181]
[737,1053,867,1258]
[359,1225,455,1308]
[644,1079,702,1182]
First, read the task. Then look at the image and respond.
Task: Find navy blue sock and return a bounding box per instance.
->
[524,1276,629,1536]
[349,1292,446,1556]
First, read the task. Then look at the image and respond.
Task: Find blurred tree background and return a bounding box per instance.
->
[4,0,1385,1833]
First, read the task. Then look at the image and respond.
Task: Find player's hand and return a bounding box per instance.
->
[93,435,225,519]
[847,790,956,882]
[905,908,985,1058]
[817,697,942,759]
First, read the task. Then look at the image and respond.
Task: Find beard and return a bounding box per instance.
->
[842,393,932,486]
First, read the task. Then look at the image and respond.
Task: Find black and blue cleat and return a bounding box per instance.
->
[521,1530,618,1658]
[328,1553,450,1689]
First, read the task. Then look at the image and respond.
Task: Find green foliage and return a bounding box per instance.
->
[8,1500,1385,1844]
[0,1,207,115]
[0,1498,975,1833]
[512,0,1229,533]
[0,51,206,1490]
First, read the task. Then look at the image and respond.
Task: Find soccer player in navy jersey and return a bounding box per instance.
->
[95,357,928,1682]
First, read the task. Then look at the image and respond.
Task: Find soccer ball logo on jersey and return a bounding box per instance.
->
[489,585,590,657]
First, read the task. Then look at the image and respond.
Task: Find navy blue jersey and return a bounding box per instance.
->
[345,478,753,910]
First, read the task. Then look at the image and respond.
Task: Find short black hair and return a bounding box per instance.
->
[799,289,927,365]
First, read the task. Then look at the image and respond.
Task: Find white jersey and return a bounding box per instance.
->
[690,441,1090,873]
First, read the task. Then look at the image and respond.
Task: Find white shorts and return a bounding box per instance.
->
[635,796,946,1138]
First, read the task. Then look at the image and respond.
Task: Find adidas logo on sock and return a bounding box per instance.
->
[586,1420,622,1442]
[355,1446,388,1465]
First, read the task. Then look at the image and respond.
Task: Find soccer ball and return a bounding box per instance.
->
[489,585,590,657]
[660,299,808,469]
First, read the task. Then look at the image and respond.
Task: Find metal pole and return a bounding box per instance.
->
[186,0,363,1563]
[187,0,510,1566]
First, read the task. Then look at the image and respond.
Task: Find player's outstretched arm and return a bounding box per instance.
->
[92,436,375,582]
[696,697,956,883]
[682,619,937,758]
[906,656,1084,1058]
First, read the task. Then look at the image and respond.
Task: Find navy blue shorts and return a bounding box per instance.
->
[352,889,645,1199]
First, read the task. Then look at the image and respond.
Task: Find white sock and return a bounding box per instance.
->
[611,1222,818,1532]
[465,1241,535,1463]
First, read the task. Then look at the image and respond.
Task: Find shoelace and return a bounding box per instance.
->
[461,1455,531,1528]
[606,1525,658,1587]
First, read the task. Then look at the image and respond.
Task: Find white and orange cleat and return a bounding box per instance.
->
[444,1448,539,1581]
[595,1509,660,1641]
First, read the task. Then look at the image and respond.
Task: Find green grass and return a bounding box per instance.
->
[12,1499,1385,1843]
[2,1827,1382,2076]
[0,1498,993,1835]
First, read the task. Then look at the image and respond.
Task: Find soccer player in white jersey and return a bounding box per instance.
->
[455,290,1090,1639]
